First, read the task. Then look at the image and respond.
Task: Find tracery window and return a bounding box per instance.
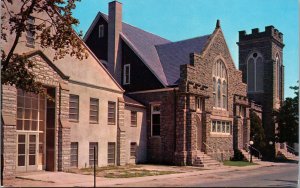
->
[212,59,227,109]
[275,54,281,99]
[247,52,264,92]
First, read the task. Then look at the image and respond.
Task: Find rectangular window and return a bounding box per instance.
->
[89,142,98,167]
[69,95,79,121]
[131,111,137,127]
[17,89,45,131]
[130,142,137,158]
[123,64,130,85]
[108,142,115,165]
[108,102,116,125]
[26,16,35,47]
[151,104,161,136]
[196,97,202,112]
[90,98,99,123]
[70,142,78,167]
[99,25,104,38]
[211,120,231,134]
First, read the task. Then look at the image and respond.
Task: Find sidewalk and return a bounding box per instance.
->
[5,161,295,187]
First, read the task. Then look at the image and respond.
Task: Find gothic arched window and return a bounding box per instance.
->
[247,52,264,92]
[275,54,281,99]
[213,59,227,109]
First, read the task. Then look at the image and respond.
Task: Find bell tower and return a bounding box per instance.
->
[237,26,285,160]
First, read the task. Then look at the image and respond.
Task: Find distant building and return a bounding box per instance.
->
[238,26,284,159]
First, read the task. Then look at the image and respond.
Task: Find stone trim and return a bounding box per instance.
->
[69,79,123,94]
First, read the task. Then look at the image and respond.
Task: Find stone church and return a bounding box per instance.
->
[1,0,284,180]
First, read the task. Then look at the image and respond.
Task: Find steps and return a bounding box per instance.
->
[193,151,222,167]
[240,149,261,163]
[277,149,299,161]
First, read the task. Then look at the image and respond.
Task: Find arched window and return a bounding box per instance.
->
[212,59,227,109]
[222,81,227,109]
[247,52,264,92]
[275,55,280,99]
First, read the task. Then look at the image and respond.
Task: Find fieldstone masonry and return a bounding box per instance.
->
[2,51,71,178]
[238,26,284,159]
[117,97,126,165]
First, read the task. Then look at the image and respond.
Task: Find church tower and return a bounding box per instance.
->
[237,26,285,159]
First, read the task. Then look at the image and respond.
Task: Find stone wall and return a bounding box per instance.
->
[238,26,284,159]
[117,98,126,165]
[129,89,176,164]
[1,52,70,179]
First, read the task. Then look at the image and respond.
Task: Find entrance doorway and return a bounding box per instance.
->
[17,133,38,172]
[196,114,202,151]
[16,88,56,172]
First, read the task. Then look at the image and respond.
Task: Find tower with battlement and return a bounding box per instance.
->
[237,25,285,159]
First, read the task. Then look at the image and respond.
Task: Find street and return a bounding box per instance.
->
[5,162,298,187]
[116,163,298,187]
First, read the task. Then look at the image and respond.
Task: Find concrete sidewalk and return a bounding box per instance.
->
[6,161,294,187]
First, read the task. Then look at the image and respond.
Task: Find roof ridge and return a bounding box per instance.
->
[99,12,171,42]
[172,34,211,43]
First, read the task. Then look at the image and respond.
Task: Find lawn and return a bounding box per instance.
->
[67,165,181,178]
[223,161,258,167]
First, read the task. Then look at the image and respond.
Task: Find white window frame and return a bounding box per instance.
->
[123,64,131,85]
[210,120,231,135]
[99,25,104,38]
[151,104,161,137]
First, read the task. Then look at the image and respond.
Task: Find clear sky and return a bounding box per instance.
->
[73,0,299,98]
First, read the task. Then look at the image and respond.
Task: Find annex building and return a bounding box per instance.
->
[2,0,286,179]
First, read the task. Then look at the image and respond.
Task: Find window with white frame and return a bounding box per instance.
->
[26,16,35,47]
[212,59,227,109]
[211,120,231,134]
[196,97,203,112]
[151,104,161,136]
[130,142,137,158]
[247,52,264,92]
[90,98,99,123]
[123,64,130,85]
[99,25,104,38]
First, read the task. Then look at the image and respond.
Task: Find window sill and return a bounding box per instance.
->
[69,120,79,123]
[108,123,116,125]
[131,125,137,127]
[210,132,232,137]
[89,122,99,125]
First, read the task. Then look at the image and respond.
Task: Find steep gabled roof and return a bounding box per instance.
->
[156,35,211,85]
[84,12,211,86]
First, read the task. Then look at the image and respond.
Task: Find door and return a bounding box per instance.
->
[17,133,38,172]
[196,114,202,151]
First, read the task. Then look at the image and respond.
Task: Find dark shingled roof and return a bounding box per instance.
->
[99,13,211,86]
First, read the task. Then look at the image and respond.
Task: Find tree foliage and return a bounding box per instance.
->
[1,0,88,93]
[275,84,299,145]
[250,111,266,152]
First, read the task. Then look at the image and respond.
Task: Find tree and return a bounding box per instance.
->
[1,0,88,93]
[275,84,299,145]
[250,111,266,154]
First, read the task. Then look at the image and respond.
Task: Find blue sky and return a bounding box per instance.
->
[73,0,299,98]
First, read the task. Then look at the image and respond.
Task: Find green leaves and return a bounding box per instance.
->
[275,84,299,145]
[1,0,88,93]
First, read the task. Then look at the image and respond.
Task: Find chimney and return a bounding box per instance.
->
[108,1,122,83]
